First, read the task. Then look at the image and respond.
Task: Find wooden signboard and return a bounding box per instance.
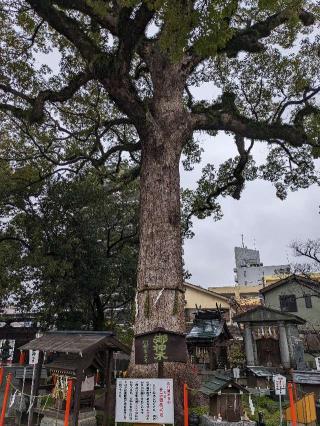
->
[135,329,187,365]
[115,378,174,423]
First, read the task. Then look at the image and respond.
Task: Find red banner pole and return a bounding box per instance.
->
[288,382,297,426]
[0,373,12,426]
[64,378,74,426]
[19,351,26,365]
[183,383,189,426]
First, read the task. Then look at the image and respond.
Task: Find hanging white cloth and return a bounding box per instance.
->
[249,395,255,415]
[81,376,95,392]
[9,390,18,408]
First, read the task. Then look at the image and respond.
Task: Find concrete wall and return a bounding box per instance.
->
[236,264,290,286]
[184,286,230,310]
[234,247,289,285]
[208,285,261,300]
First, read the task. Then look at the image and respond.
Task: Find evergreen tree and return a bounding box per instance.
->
[0,1,319,417]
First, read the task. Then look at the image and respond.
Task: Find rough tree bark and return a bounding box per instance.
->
[132,61,189,341]
[129,67,200,422]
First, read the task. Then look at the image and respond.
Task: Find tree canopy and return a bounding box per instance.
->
[0,1,319,395]
[0,167,139,330]
[0,1,318,213]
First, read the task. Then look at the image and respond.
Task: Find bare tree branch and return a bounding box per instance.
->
[291,240,320,264]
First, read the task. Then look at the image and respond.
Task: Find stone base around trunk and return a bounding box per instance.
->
[40,409,97,426]
[200,415,256,426]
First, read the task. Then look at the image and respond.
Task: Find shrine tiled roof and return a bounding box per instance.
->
[292,370,320,385]
[186,319,224,341]
[200,372,248,396]
[186,316,233,341]
[233,306,305,325]
[19,330,130,355]
[247,366,276,377]
[186,309,232,342]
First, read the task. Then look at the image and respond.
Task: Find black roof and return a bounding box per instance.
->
[186,319,231,342]
[233,305,305,325]
[247,366,276,377]
[19,331,130,355]
[260,274,320,294]
[200,372,248,396]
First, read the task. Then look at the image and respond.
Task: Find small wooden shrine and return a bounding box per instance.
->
[246,365,275,389]
[234,306,305,369]
[200,372,249,422]
[0,313,38,364]
[20,330,130,426]
[186,309,232,370]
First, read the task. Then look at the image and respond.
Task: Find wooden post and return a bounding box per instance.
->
[103,350,113,426]
[64,378,74,426]
[158,361,164,379]
[184,383,189,426]
[17,367,27,426]
[288,382,297,426]
[0,367,4,388]
[209,347,214,370]
[72,372,83,426]
[0,373,12,426]
[27,350,44,426]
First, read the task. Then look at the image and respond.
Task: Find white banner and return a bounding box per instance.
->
[273,374,286,395]
[29,350,39,365]
[315,357,320,371]
[115,378,174,424]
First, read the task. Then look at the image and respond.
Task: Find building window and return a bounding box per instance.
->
[279,295,297,312]
[304,295,312,309]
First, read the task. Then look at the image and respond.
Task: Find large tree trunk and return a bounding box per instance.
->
[129,106,200,422]
[135,132,185,335]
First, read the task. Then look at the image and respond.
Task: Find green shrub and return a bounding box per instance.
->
[189,405,209,416]
[242,395,281,426]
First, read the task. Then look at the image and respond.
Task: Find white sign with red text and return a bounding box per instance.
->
[115,378,174,424]
[273,374,286,395]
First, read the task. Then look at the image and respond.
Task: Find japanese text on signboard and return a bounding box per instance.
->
[135,332,187,364]
[273,374,286,395]
[115,378,174,424]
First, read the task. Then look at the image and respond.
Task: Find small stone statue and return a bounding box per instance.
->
[258,411,265,426]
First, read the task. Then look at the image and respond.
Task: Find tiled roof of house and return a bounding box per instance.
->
[260,274,320,294]
[184,282,230,302]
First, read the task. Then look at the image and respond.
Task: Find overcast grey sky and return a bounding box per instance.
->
[181,80,319,287]
[180,132,319,287]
